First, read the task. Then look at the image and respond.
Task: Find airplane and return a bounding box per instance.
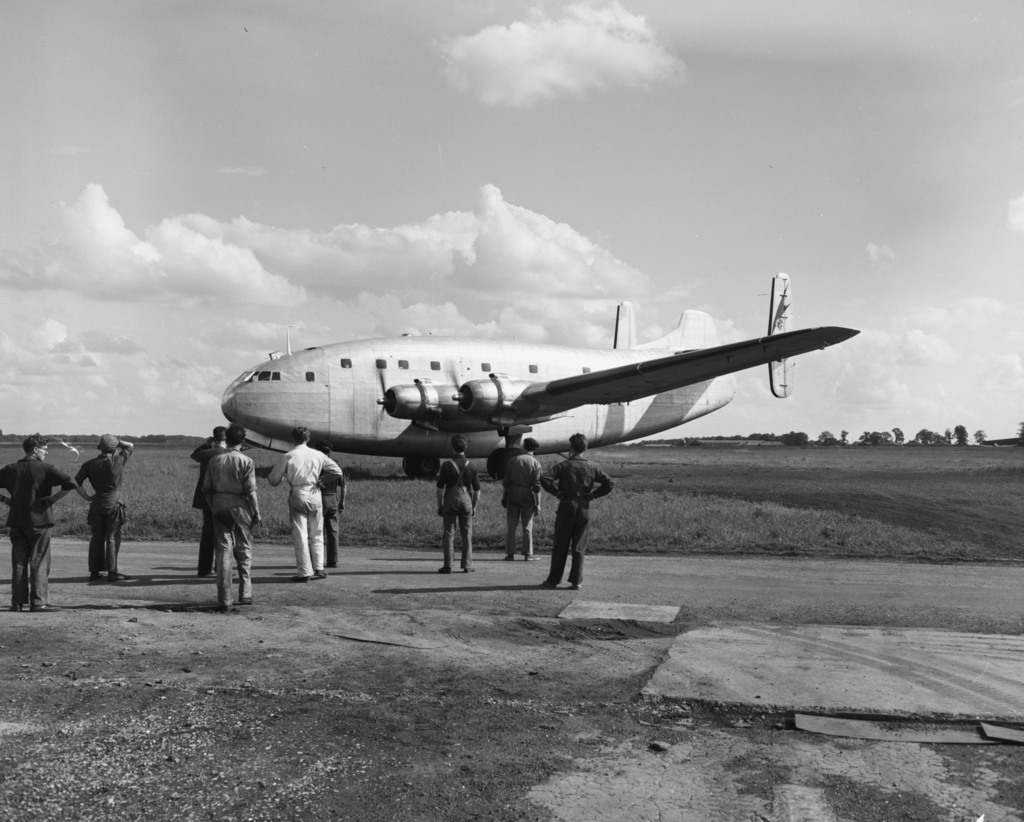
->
[220,274,859,478]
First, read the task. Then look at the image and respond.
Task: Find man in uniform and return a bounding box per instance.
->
[314,442,346,568]
[190,426,227,577]
[502,437,542,561]
[435,435,480,574]
[539,433,613,591]
[76,434,134,582]
[0,435,82,612]
[202,423,261,611]
[268,426,343,581]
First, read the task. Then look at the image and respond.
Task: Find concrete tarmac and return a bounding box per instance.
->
[40,538,1024,721]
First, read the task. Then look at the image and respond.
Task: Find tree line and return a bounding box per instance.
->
[641,421,1024,448]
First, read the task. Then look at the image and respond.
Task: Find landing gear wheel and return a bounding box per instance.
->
[402,456,440,479]
[486,447,523,480]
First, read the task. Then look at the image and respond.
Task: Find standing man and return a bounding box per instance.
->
[0,435,82,612]
[539,433,613,591]
[202,423,261,612]
[75,434,134,582]
[268,426,343,582]
[190,426,227,577]
[435,435,480,574]
[502,437,542,561]
[314,442,346,569]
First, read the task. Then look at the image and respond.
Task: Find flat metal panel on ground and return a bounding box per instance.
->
[558,600,681,623]
[644,625,1024,719]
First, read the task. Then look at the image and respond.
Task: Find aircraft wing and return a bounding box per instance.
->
[515,326,859,412]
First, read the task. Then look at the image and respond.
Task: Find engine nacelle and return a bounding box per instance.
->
[455,374,532,419]
[379,380,459,421]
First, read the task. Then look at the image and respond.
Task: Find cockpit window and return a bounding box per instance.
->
[249,371,281,382]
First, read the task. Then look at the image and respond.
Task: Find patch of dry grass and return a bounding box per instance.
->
[1,443,1019,562]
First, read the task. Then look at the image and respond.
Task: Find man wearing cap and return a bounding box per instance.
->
[0,434,82,612]
[190,426,227,577]
[502,437,542,561]
[76,434,134,582]
[202,423,261,611]
[268,426,343,581]
[539,433,614,591]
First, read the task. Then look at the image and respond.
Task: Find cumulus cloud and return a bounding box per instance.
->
[31,319,67,350]
[438,1,683,107]
[866,242,896,269]
[0,184,306,307]
[1008,193,1024,233]
[155,183,649,346]
[898,328,956,367]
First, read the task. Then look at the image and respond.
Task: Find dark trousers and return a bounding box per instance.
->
[10,526,52,608]
[88,505,123,574]
[322,496,340,566]
[441,511,473,570]
[197,507,215,575]
[545,501,591,586]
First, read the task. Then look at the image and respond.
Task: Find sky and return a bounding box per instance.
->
[1,0,1022,443]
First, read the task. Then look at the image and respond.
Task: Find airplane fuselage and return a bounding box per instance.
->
[221,336,735,458]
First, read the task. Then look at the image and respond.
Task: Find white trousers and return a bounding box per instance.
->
[288,489,324,577]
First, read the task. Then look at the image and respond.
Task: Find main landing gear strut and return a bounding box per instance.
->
[486,428,526,480]
[402,455,440,479]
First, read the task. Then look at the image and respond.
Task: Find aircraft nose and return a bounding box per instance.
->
[221,385,237,422]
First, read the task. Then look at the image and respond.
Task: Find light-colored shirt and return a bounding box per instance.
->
[202,448,257,498]
[502,452,541,508]
[268,443,342,491]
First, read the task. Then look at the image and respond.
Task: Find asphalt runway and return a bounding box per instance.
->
[36,538,1024,720]
[12,539,1024,821]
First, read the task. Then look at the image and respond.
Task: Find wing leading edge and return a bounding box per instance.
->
[514,326,859,414]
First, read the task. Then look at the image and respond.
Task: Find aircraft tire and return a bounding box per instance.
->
[402,456,440,479]
[486,447,523,480]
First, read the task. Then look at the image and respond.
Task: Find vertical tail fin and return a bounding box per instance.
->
[767,273,793,398]
[613,302,636,349]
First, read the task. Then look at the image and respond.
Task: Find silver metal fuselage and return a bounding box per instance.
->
[221,336,735,457]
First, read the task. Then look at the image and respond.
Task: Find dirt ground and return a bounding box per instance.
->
[3,537,1023,822]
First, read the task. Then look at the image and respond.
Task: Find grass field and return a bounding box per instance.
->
[2,443,1021,563]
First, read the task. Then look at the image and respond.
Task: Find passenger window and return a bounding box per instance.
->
[481,363,491,371]
[430,361,441,371]
[398,360,409,369]
[306,372,315,382]
[257,372,271,381]
[376,359,387,369]
[582,367,591,374]
[340,358,352,368]
[529,364,538,374]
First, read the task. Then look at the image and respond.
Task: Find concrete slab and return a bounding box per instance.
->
[558,600,681,623]
[644,625,1024,719]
